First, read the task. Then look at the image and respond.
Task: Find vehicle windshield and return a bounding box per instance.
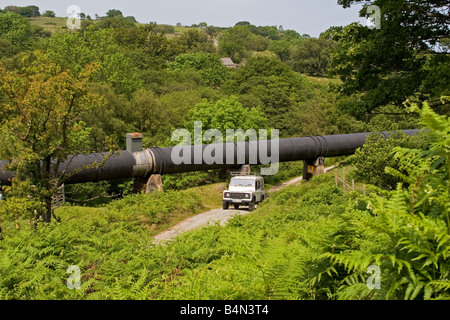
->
[230,179,255,187]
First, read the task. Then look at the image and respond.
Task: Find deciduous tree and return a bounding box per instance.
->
[0,51,109,223]
[331,0,450,116]
[288,38,337,76]
[168,52,230,87]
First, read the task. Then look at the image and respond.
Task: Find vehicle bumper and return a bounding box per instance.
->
[223,199,252,205]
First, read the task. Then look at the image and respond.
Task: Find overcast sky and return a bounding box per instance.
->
[0,0,366,37]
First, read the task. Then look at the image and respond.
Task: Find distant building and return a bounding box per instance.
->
[220,57,238,68]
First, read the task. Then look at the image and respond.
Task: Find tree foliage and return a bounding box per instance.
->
[185,96,268,140]
[330,0,450,116]
[352,131,425,189]
[0,11,34,48]
[288,38,337,76]
[328,103,450,300]
[225,54,305,133]
[3,5,40,18]
[45,26,142,97]
[219,25,270,63]
[168,52,230,87]
[0,51,107,222]
[0,4,448,301]
[175,29,216,54]
[41,10,55,18]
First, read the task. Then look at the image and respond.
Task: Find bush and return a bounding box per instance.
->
[107,191,203,225]
[352,131,425,189]
[168,53,230,87]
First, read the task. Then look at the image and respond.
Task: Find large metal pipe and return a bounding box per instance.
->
[0,130,420,186]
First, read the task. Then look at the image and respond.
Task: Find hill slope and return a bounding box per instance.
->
[0,168,357,299]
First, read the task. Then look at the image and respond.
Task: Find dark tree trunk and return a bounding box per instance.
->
[43,195,52,223]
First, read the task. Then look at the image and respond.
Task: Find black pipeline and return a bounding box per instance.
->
[0,130,420,186]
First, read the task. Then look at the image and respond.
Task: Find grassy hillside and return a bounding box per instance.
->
[27,16,200,35]
[153,173,352,300]
[0,168,353,299]
[28,17,69,33]
[1,154,448,300]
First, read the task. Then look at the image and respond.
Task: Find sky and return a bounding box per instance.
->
[0,0,366,37]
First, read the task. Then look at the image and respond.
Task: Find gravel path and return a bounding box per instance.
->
[152,165,338,245]
[152,208,251,245]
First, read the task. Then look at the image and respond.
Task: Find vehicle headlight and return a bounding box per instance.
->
[224,192,230,198]
[245,193,250,198]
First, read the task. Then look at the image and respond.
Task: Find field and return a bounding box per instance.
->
[28,17,68,33]
[27,16,200,35]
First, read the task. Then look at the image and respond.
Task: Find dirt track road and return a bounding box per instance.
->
[152,208,250,245]
[152,165,337,245]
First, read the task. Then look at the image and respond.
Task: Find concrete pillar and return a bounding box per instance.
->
[126,133,143,153]
[303,157,325,181]
[145,174,164,194]
[127,133,163,195]
[128,133,146,193]
[133,174,164,195]
[315,157,325,176]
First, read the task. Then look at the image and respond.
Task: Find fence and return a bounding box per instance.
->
[335,168,366,195]
[52,184,65,209]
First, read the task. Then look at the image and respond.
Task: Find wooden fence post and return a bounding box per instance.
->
[342,167,345,192]
[335,169,338,187]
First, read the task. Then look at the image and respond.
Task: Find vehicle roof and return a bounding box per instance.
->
[230,175,262,179]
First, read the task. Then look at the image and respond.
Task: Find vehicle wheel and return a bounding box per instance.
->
[248,201,255,212]
[223,201,229,210]
[233,204,239,209]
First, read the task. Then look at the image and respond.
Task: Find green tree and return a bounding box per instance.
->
[352,131,424,189]
[228,53,302,88]
[131,89,165,138]
[41,10,56,18]
[159,90,205,130]
[0,39,19,58]
[45,26,142,97]
[106,9,123,18]
[224,54,305,133]
[319,26,344,41]
[0,51,108,223]
[329,103,450,300]
[219,26,269,63]
[84,83,134,150]
[175,29,216,53]
[288,38,337,76]
[282,29,302,41]
[331,0,450,116]
[0,11,33,48]
[19,5,40,18]
[96,15,136,29]
[2,6,21,15]
[168,52,230,87]
[268,40,293,62]
[185,96,268,142]
[115,25,177,71]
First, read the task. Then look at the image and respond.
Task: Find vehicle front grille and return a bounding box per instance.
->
[230,193,246,199]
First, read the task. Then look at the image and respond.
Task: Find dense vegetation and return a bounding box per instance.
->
[0,2,448,300]
[0,105,447,300]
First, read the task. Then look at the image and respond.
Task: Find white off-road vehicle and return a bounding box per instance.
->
[222,175,266,211]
